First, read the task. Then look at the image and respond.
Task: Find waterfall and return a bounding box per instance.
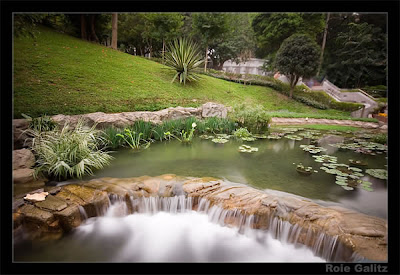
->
[78,194,361,262]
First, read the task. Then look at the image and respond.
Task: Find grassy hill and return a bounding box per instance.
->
[14,26,352,119]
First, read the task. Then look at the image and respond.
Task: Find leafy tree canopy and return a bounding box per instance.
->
[275,34,320,97]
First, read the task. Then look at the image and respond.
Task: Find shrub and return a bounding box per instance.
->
[165,37,203,85]
[372,133,387,145]
[230,104,271,133]
[22,113,57,132]
[233,127,252,138]
[27,119,113,181]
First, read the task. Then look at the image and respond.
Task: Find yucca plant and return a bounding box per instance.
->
[27,119,113,181]
[164,37,203,85]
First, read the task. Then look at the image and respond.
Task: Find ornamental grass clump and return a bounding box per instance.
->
[27,120,113,181]
[165,37,203,85]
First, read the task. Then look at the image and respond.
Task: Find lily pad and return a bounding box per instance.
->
[238,145,258,153]
[284,135,303,141]
[342,186,354,191]
[211,138,229,144]
[241,137,257,142]
[365,169,387,180]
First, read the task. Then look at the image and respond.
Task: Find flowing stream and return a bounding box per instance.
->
[15,195,365,262]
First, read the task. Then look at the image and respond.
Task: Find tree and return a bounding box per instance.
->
[275,34,320,98]
[208,13,257,70]
[191,13,230,72]
[252,13,325,71]
[326,22,386,88]
[111,13,118,49]
[150,13,184,63]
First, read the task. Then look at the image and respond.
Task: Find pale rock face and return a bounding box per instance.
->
[24,192,49,202]
[13,149,35,170]
[201,102,228,118]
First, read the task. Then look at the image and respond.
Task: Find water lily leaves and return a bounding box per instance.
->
[241,137,257,142]
[300,145,327,154]
[200,135,214,140]
[348,159,368,166]
[253,134,267,139]
[329,141,387,155]
[365,169,388,180]
[313,155,337,164]
[342,186,354,191]
[216,134,232,139]
[238,145,258,153]
[285,135,303,141]
[211,138,229,144]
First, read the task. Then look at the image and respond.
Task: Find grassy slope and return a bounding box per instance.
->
[14,26,352,119]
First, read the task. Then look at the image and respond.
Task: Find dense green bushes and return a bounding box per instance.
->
[229,104,271,133]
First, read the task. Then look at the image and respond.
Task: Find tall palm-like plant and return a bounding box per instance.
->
[165,37,203,85]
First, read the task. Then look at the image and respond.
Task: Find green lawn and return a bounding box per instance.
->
[14,26,353,119]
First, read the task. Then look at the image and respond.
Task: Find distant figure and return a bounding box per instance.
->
[274,72,281,79]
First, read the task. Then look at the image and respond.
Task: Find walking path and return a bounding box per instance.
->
[270,117,386,130]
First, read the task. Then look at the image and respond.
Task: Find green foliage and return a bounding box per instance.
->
[362,85,387,98]
[116,128,151,150]
[203,117,236,134]
[129,120,154,140]
[22,113,57,132]
[27,120,113,180]
[230,104,271,133]
[102,127,124,149]
[191,13,230,45]
[252,13,325,57]
[233,127,252,138]
[326,22,387,88]
[275,34,320,96]
[164,37,203,84]
[372,133,387,145]
[14,14,47,38]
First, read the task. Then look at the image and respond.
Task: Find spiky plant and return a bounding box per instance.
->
[27,119,113,181]
[164,37,203,85]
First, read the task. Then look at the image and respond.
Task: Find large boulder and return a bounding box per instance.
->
[13,119,30,149]
[201,102,228,119]
[13,168,35,184]
[13,149,35,170]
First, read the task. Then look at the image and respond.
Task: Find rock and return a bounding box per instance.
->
[13,119,30,149]
[13,149,35,170]
[24,192,49,202]
[35,194,68,211]
[55,185,110,217]
[380,124,388,130]
[54,204,83,232]
[201,102,228,118]
[13,168,35,184]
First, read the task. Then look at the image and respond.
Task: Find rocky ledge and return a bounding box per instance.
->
[13,174,387,262]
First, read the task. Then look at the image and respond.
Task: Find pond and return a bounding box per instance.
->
[87,128,387,219]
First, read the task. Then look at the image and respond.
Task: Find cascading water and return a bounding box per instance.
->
[14,195,363,262]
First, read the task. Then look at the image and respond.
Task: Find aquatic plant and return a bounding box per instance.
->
[27,119,113,180]
[365,169,387,180]
[329,141,387,155]
[203,117,236,134]
[102,127,124,149]
[348,159,368,166]
[298,131,321,139]
[238,145,258,153]
[284,135,303,141]
[211,138,229,144]
[266,132,284,139]
[241,137,257,142]
[253,134,267,139]
[129,120,154,141]
[117,128,151,150]
[199,134,214,140]
[233,127,252,138]
[312,155,337,163]
[295,163,313,175]
[174,122,197,143]
[300,145,327,154]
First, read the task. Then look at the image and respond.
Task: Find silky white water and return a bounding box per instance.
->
[16,199,325,262]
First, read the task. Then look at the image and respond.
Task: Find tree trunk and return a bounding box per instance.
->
[80,15,87,40]
[317,12,330,76]
[162,39,165,64]
[204,45,208,72]
[111,13,118,50]
[90,15,99,43]
[289,74,299,98]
